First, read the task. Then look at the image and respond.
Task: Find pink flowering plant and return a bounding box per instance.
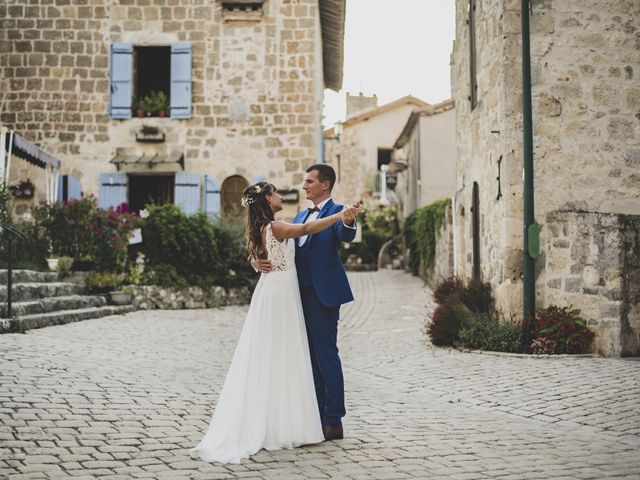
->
[529,305,594,354]
[32,197,139,272]
[531,337,558,355]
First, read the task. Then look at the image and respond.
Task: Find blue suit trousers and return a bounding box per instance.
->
[299,285,345,427]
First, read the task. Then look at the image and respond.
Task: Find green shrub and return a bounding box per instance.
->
[57,256,73,278]
[427,299,474,346]
[141,263,188,289]
[530,305,594,354]
[140,205,222,287]
[214,219,256,288]
[457,313,523,353]
[0,180,12,224]
[138,205,255,288]
[405,199,451,279]
[403,211,419,275]
[364,207,398,238]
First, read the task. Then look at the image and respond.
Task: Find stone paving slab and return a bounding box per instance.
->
[0,271,639,479]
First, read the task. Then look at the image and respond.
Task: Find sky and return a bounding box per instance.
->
[322,0,456,128]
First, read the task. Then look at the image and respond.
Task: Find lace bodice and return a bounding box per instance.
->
[264,223,296,272]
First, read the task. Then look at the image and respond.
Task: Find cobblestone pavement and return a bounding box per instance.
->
[1,270,639,480]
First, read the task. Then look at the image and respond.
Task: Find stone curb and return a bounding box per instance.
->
[452,346,598,359]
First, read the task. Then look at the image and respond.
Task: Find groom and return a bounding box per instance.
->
[257,164,357,440]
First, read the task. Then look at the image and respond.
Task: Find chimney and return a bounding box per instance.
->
[346,92,378,118]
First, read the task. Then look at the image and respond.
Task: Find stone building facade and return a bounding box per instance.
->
[451,0,639,355]
[393,99,457,220]
[323,94,430,208]
[0,0,345,218]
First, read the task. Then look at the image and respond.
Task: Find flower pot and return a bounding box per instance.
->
[158,110,166,118]
[137,109,145,118]
[46,258,59,271]
[109,290,132,305]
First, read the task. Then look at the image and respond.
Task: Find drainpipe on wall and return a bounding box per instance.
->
[521,0,537,343]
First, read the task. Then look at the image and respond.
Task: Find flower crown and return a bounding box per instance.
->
[240,184,263,208]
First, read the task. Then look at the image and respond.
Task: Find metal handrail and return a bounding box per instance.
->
[1,221,25,319]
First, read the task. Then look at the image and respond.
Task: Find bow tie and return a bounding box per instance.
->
[307,206,320,213]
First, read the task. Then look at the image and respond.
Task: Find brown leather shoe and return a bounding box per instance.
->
[323,424,344,441]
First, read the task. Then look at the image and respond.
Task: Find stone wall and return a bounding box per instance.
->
[126,284,252,310]
[451,0,640,330]
[0,0,325,218]
[429,204,454,287]
[544,210,640,356]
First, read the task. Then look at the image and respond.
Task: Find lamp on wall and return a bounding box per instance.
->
[388,148,408,173]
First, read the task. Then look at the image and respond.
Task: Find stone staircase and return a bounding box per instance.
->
[0,270,134,333]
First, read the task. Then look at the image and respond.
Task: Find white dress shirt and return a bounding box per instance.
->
[297,198,355,247]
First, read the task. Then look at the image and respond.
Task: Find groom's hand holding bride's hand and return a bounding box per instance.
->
[341,202,362,227]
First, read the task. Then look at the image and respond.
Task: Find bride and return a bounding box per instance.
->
[190,181,359,464]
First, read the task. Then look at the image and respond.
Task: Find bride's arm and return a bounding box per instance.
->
[270,213,343,241]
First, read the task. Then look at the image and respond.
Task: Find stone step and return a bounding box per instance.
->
[0,270,59,284]
[0,305,135,333]
[0,294,108,318]
[0,282,85,302]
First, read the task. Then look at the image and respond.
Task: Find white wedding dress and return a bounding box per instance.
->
[190,223,324,463]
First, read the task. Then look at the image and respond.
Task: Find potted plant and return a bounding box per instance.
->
[86,271,126,295]
[137,94,155,117]
[46,242,59,272]
[108,289,132,305]
[149,91,169,118]
[10,179,35,199]
[134,98,145,118]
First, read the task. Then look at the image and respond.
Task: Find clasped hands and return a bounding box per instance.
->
[253,202,362,274]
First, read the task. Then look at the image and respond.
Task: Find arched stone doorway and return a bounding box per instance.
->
[221,175,249,217]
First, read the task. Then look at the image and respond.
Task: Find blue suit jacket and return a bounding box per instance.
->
[294,199,356,308]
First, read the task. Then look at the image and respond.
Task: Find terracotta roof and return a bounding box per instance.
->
[393,99,455,149]
[341,95,431,127]
[320,0,346,91]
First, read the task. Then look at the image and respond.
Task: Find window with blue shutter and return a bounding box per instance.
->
[204,175,221,219]
[170,43,192,119]
[109,43,133,119]
[99,173,128,209]
[175,172,201,215]
[57,175,83,202]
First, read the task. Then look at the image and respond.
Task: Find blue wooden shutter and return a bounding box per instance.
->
[175,172,201,215]
[204,175,221,219]
[67,176,82,200]
[57,175,83,202]
[99,173,128,209]
[170,43,192,119]
[109,43,133,119]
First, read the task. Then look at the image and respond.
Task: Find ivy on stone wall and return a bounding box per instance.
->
[404,198,451,280]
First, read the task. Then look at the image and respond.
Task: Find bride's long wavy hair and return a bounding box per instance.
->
[242,182,277,260]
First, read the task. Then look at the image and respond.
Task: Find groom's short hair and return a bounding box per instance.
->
[306,164,336,191]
